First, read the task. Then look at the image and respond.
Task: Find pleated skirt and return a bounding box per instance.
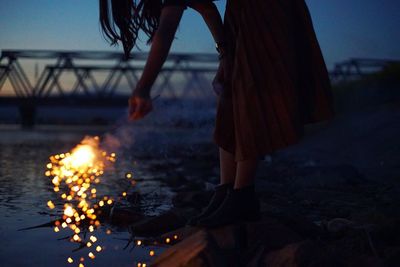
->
[214,0,335,161]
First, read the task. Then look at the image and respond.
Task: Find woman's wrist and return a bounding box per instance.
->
[132,82,151,98]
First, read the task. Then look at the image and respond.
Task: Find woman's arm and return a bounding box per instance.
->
[134,6,185,97]
[188,2,225,46]
[129,6,185,120]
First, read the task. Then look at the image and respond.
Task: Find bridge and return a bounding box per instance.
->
[1,49,398,127]
[0,49,219,100]
[0,50,220,126]
[329,58,400,82]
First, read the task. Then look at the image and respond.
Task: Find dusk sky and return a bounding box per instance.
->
[0,0,399,69]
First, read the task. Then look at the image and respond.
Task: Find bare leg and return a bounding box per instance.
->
[186,147,235,225]
[219,147,237,185]
[234,159,259,189]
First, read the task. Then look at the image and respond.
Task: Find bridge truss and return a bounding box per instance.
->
[0,50,219,102]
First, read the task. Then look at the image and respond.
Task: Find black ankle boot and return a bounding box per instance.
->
[197,185,261,228]
[186,183,234,226]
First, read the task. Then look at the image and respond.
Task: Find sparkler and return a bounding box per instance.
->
[44,95,172,266]
[44,135,166,266]
[45,136,119,266]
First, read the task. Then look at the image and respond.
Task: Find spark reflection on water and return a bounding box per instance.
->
[0,125,194,267]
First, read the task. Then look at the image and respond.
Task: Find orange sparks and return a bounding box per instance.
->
[47,200,55,209]
[45,136,138,265]
[64,205,74,217]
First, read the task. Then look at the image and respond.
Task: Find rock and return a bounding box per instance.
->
[258,159,366,189]
[126,191,142,205]
[129,210,187,237]
[370,218,400,249]
[164,173,188,187]
[108,207,145,225]
[325,218,356,233]
[270,214,324,239]
[383,246,400,267]
[172,190,213,210]
[244,217,303,251]
[262,240,344,267]
[288,164,366,189]
[348,255,384,267]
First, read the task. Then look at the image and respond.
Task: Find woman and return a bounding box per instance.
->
[99,0,335,228]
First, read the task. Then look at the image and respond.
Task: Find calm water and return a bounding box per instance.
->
[0,123,214,267]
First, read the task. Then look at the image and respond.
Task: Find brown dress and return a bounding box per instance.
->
[214,0,336,161]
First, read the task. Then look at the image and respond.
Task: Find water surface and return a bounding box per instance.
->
[0,124,212,266]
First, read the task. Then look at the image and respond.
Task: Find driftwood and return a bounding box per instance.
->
[147,215,392,267]
[152,217,305,267]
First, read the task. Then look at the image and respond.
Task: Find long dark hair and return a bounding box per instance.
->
[99,0,163,59]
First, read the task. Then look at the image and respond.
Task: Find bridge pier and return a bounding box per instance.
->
[18,100,36,128]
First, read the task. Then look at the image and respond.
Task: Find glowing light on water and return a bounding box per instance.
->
[47,200,55,209]
[64,205,74,217]
[45,136,116,266]
[45,135,171,266]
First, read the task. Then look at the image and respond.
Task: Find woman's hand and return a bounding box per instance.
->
[128,91,153,121]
